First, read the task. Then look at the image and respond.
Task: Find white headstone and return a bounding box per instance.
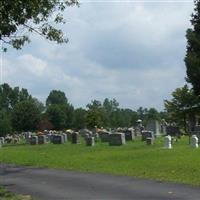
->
[164,135,172,149]
[190,135,198,148]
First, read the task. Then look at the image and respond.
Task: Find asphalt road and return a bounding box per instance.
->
[0,164,200,200]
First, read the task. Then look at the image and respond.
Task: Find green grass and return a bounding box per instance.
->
[1,136,200,186]
[0,187,32,200]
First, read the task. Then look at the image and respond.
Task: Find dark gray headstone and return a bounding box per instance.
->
[30,136,38,145]
[141,131,154,141]
[38,135,47,144]
[66,132,72,141]
[166,126,180,137]
[109,133,126,146]
[71,132,80,144]
[124,130,135,141]
[52,135,64,144]
[85,137,95,146]
[99,131,110,142]
[146,137,154,145]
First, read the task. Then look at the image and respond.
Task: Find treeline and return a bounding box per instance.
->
[0,83,166,136]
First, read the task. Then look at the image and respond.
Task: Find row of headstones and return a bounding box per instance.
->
[28,132,83,145]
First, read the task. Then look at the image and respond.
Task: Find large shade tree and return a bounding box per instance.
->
[185,0,200,95]
[1,0,78,50]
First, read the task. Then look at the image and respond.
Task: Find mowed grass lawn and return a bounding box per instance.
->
[1,136,200,186]
[0,187,32,200]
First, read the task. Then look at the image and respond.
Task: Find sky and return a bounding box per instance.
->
[1,1,195,110]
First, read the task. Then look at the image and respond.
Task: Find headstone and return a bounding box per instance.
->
[62,133,67,142]
[146,120,160,136]
[71,132,80,144]
[99,131,110,142]
[38,135,47,144]
[66,131,72,141]
[190,135,198,148]
[109,133,126,146]
[124,130,135,141]
[0,137,5,144]
[46,134,51,142]
[50,134,54,143]
[52,135,64,144]
[141,131,154,141]
[164,135,172,149]
[30,136,38,145]
[146,137,154,145]
[85,137,95,146]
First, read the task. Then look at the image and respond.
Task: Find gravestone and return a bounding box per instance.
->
[66,131,72,141]
[71,132,80,144]
[0,137,5,144]
[124,130,135,141]
[30,136,38,145]
[164,135,172,149]
[141,131,154,141]
[146,137,154,145]
[146,120,160,136]
[62,133,67,142]
[46,134,51,142]
[190,135,198,148]
[38,135,47,144]
[99,131,110,142]
[85,137,95,146]
[109,133,126,146]
[52,135,64,144]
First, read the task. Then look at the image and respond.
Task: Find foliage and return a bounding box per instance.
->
[46,90,69,106]
[0,83,32,111]
[45,90,74,129]
[185,0,200,95]
[0,109,12,137]
[46,104,66,130]
[1,0,79,51]
[12,100,41,131]
[0,187,32,200]
[86,100,106,128]
[72,108,87,129]
[164,85,200,128]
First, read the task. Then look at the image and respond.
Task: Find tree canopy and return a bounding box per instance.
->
[0,0,78,51]
[185,0,200,95]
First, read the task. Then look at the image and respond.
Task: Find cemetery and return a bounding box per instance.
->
[2,1,200,199]
[1,119,200,187]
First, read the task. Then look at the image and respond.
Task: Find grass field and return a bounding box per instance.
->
[1,136,200,186]
[0,187,32,200]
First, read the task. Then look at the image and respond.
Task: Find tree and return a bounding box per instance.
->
[103,98,119,127]
[0,109,12,136]
[46,104,66,130]
[146,108,160,121]
[72,108,86,129]
[185,0,200,95]
[86,100,107,128]
[45,90,74,129]
[1,0,79,51]
[0,83,32,111]
[12,100,41,131]
[46,90,68,106]
[164,85,200,130]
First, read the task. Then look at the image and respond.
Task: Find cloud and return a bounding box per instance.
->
[2,2,194,110]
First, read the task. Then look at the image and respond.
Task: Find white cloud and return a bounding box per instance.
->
[2,2,195,110]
